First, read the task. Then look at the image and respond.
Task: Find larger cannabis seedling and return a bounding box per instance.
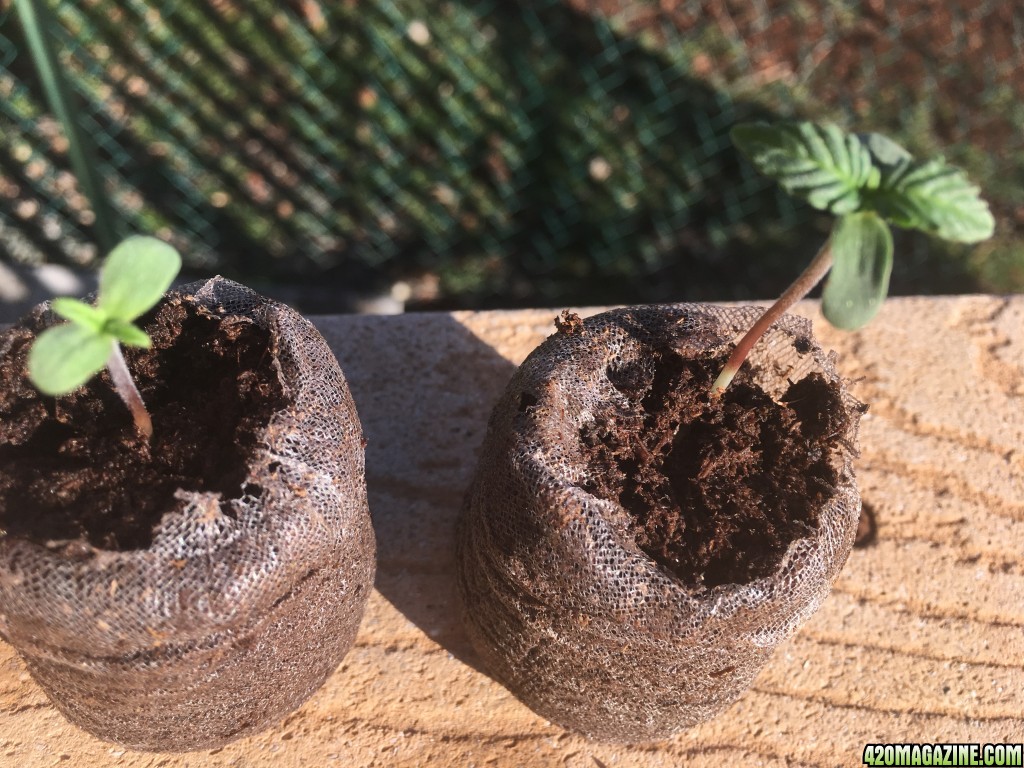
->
[712,122,994,394]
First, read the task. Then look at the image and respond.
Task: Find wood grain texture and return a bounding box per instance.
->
[1,297,1022,766]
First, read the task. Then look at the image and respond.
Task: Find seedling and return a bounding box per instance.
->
[711,121,995,395]
[27,235,182,438]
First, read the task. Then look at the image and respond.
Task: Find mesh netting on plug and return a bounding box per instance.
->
[457,304,862,742]
[0,277,375,751]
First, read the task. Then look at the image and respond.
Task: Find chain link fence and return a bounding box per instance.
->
[1,0,1021,309]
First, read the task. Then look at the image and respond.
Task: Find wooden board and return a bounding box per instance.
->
[2,297,1022,766]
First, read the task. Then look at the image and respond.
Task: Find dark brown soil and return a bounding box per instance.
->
[0,296,288,552]
[581,348,849,588]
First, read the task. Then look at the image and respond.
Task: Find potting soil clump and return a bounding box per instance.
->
[582,349,850,588]
[0,295,287,551]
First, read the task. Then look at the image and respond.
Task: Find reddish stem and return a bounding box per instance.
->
[711,241,833,396]
[106,343,153,439]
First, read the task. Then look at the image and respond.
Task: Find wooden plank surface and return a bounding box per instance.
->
[1,297,1022,766]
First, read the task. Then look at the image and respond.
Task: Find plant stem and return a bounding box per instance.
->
[711,240,834,396]
[106,343,152,439]
[15,0,119,252]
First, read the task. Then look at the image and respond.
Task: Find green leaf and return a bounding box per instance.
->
[731,121,875,215]
[876,156,995,243]
[104,318,151,348]
[51,297,108,333]
[860,132,912,167]
[27,323,113,396]
[98,235,182,321]
[822,212,894,330]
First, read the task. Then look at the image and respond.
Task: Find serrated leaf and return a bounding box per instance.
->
[98,236,182,321]
[731,121,874,215]
[845,132,875,189]
[877,156,994,243]
[104,318,151,348]
[51,297,108,333]
[27,323,113,396]
[860,132,912,167]
[822,212,894,330]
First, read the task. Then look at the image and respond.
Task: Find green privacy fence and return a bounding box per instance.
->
[1,0,1022,308]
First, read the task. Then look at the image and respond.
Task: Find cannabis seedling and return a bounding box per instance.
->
[711,122,995,395]
[27,235,182,438]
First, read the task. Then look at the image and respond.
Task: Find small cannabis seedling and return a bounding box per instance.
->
[27,235,182,438]
[712,121,995,394]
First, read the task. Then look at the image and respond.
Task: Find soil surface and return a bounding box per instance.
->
[0,296,288,551]
[582,348,849,588]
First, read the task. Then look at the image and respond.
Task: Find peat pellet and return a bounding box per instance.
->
[457,304,862,742]
[0,278,375,751]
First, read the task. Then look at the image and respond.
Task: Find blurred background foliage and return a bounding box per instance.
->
[0,0,1021,312]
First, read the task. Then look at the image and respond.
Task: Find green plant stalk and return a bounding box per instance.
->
[15,0,118,252]
[711,240,834,396]
[106,342,152,438]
